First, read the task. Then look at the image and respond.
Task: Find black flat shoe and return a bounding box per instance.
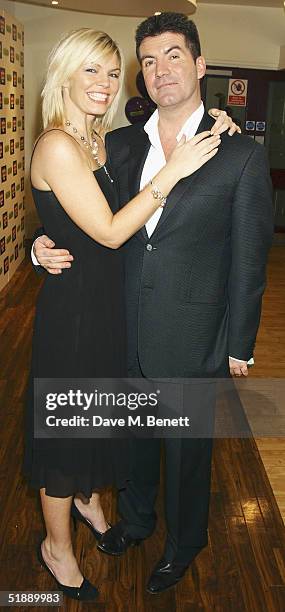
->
[37,542,99,602]
[97,520,143,556]
[71,499,111,542]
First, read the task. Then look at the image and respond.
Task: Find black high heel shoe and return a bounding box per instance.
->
[37,541,99,602]
[71,499,111,542]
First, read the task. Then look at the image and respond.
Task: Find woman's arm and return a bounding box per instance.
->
[32,130,220,250]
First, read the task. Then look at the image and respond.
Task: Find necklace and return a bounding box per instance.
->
[65,120,113,183]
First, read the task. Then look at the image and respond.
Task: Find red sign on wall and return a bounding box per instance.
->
[227,79,248,107]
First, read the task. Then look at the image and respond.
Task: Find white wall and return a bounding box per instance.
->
[1,1,284,235]
[0,0,15,14]
[279,46,285,70]
[195,3,285,71]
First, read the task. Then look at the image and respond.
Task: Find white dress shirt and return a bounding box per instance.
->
[141,102,205,237]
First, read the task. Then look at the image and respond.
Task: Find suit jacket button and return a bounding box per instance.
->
[146,243,153,252]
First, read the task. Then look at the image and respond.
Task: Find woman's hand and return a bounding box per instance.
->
[208,108,241,136]
[169,131,221,181]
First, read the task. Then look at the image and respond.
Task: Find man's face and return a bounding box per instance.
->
[139,32,206,110]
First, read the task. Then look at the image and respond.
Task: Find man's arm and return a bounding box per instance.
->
[228,142,273,361]
[32,234,73,274]
[31,227,46,273]
[228,356,254,377]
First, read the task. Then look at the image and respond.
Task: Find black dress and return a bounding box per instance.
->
[24,165,129,498]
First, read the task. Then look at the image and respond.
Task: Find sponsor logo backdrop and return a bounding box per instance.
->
[0,10,25,292]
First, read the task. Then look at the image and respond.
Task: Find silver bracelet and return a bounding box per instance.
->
[150,178,167,208]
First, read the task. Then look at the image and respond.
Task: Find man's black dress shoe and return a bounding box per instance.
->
[146,558,190,594]
[97,520,143,556]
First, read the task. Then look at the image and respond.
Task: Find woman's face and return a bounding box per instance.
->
[65,52,121,118]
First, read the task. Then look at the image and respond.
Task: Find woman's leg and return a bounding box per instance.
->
[40,489,83,587]
[74,492,109,532]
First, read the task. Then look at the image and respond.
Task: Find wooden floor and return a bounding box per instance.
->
[250,245,285,523]
[0,248,284,611]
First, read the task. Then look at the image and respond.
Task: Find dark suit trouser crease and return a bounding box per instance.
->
[117,356,214,564]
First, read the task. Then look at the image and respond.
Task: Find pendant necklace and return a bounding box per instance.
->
[65,120,114,183]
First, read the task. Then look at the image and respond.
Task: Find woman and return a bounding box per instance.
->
[25,28,235,602]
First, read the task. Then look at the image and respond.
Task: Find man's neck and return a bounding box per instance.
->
[157,98,203,139]
[157,99,203,160]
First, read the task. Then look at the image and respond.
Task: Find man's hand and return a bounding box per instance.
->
[229,357,248,377]
[33,235,74,274]
[208,108,242,137]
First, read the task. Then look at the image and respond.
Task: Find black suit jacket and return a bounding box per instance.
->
[105,113,273,378]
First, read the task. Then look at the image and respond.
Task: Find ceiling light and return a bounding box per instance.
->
[154,12,161,16]
[51,1,59,5]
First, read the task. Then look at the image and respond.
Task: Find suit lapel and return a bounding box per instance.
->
[128,126,150,199]
[128,125,150,241]
[151,112,214,235]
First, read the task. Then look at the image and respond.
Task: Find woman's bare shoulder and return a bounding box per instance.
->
[33,129,84,167]
[35,128,78,152]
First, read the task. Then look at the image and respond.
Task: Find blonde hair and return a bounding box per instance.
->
[42,28,124,135]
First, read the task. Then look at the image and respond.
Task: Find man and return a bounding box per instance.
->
[33,13,273,593]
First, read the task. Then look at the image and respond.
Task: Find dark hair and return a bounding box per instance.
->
[135,12,201,63]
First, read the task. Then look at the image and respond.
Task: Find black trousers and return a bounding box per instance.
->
[117,356,214,564]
